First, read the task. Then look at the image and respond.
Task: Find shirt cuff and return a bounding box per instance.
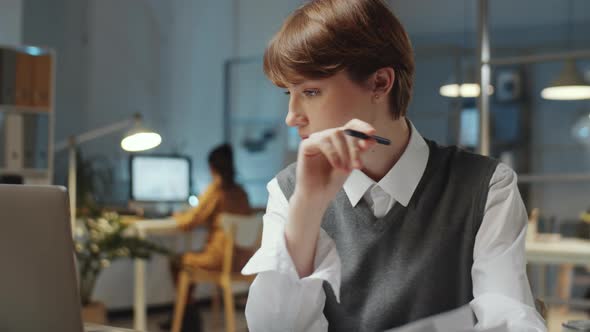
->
[470,292,546,331]
[242,216,342,303]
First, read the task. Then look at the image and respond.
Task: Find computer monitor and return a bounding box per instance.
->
[129,155,192,202]
[459,107,479,148]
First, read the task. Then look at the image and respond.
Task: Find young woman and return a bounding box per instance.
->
[161,144,252,330]
[242,0,546,331]
[174,144,251,270]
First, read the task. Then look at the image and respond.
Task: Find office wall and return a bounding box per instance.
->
[22,0,89,158]
[0,0,22,45]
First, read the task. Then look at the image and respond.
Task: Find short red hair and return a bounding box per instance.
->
[263,0,415,119]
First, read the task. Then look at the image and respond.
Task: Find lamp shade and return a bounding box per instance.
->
[541,60,590,100]
[120,114,162,152]
[440,65,494,98]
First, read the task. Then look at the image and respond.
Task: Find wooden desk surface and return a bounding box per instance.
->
[84,322,140,332]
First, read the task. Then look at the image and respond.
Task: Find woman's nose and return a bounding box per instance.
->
[285,96,300,126]
[285,94,308,127]
[285,107,308,127]
[285,108,298,127]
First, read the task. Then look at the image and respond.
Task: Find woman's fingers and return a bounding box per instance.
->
[301,119,378,171]
[331,131,351,171]
[344,134,361,169]
[344,134,376,169]
[358,136,377,152]
[318,134,343,170]
[345,118,376,136]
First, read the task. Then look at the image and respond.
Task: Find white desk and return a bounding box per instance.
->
[126,215,258,331]
[525,238,590,309]
[526,238,590,266]
[128,218,186,332]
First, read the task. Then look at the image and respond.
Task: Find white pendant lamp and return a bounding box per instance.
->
[542,0,590,101]
[440,0,493,99]
[541,60,590,101]
[440,65,494,98]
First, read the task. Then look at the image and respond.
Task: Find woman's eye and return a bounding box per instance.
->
[303,89,320,97]
[284,90,291,95]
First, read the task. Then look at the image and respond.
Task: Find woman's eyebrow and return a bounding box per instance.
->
[295,80,323,89]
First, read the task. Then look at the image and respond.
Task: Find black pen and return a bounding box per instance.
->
[344,129,391,145]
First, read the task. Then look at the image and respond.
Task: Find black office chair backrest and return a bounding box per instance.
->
[0,174,24,184]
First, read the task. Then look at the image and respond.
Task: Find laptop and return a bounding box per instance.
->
[0,185,137,332]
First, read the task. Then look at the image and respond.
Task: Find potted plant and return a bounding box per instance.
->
[71,149,171,323]
[74,210,171,323]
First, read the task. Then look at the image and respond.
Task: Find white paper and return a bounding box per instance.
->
[381,305,509,332]
[384,305,474,332]
[456,322,508,332]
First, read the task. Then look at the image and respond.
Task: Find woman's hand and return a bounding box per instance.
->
[293,118,377,209]
[286,118,377,278]
[174,212,192,232]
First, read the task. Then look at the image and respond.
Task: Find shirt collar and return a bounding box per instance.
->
[342,120,430,208]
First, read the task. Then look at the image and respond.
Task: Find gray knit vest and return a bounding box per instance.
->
[276,139,499,331]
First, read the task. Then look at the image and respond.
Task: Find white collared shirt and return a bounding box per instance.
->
[242,122,547,332]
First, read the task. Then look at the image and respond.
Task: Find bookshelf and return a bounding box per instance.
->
[0,45,54,184]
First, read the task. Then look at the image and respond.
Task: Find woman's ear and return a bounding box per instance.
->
[372,67,395,96]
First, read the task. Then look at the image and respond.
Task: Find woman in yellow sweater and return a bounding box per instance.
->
[174,143,251,271]
[162,144,251,331]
